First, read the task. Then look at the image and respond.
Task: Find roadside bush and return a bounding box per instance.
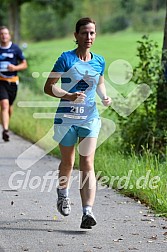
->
[118,35,162,154]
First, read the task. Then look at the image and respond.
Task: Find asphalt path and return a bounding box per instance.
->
[0,126,167,252]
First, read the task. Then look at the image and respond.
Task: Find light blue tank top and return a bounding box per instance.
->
[52,49,105,125]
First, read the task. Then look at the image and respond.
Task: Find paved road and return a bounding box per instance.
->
[0,127,167,252]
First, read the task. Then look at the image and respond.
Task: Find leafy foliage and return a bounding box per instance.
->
[101,14,129,33]
[1,0,165,41]
[21,3,67,41]
[118,35,164,154]
[132,9,165,32]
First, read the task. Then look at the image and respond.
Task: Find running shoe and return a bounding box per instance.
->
[2,130,9,142]
[57,196,71,216]
[80,211,97,229]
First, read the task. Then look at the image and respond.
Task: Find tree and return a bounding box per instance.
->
[117,2,167,156]
[8,0,21,44]
[156,0,167,152]
[1,0,74,44]
[1,0,30,43]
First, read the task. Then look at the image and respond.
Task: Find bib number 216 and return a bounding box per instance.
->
[70,106,84,114]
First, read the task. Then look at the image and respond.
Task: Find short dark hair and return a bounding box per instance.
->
[75,17,96,34]
[0,26,9,32]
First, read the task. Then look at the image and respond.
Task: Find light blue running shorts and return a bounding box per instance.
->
[53,118,101,146]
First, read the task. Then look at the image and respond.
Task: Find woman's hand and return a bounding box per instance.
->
[102,96,112,106]
[65,91,87,103]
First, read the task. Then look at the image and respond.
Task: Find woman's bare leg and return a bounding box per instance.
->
[58,144,75,189]
[78,137,97,208]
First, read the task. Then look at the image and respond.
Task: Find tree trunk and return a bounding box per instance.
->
[8,0,20,44]
[155,0,167,153]
[162,1,167,52]
[152,0,158,12]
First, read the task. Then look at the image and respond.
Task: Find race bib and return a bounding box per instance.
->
[63,103,88,120]
[0,61,10,72]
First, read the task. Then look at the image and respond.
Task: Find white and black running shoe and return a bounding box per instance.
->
[57,197,71,216]
[80,211,97,229]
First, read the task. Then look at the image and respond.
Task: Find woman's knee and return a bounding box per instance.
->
[80,156,94,171]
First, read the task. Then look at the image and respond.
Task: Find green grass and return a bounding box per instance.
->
[94,143,167,216]
[10,30,167,216]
